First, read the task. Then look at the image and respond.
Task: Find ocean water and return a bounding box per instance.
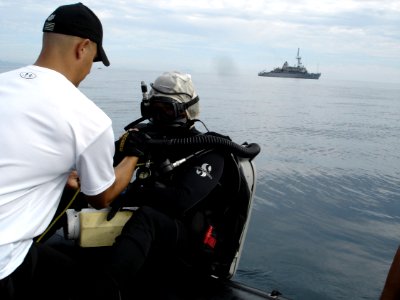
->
[2,64,400,299]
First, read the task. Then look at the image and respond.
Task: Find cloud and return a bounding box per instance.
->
[0,0,399,82]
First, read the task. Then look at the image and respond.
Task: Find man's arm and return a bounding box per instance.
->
[84,156,138,209]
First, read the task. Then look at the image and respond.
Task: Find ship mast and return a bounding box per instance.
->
[296,48,303,68]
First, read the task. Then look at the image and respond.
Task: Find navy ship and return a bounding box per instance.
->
[258,48,321,79]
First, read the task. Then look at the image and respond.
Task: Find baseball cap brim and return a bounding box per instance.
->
[95,44,110,67]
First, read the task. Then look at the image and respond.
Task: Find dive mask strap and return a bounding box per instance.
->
[183,96,199,110]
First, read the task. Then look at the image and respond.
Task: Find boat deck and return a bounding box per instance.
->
[45,232,289,300]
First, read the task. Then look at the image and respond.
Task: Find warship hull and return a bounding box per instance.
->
[258,71,321,79]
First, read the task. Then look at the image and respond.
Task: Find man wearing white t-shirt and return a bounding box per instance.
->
[0,3,171,299]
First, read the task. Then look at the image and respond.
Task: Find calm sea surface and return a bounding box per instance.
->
[2,64,400,299]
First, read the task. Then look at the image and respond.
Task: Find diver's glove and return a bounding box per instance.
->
[116,130,150,157]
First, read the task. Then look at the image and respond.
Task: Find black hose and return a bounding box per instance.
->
[147,134,261,159]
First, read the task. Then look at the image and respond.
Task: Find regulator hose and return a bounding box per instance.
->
[146,134,261,159]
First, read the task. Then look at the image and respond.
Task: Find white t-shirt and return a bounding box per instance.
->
[0,65,116,279]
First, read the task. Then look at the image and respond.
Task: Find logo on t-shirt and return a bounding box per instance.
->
[20,72,36,79]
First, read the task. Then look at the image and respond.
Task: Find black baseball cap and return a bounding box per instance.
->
[42,2,110,66]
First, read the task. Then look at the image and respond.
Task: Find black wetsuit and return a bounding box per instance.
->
[108,124,227,295]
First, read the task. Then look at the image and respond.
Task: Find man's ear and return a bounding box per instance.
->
[75,38,91,60]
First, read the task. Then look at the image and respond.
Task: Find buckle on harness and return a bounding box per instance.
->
[203,225,217,249]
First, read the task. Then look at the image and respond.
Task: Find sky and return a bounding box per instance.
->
[1,0,400,82]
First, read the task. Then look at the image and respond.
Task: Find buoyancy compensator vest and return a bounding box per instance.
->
[111,122,260,279]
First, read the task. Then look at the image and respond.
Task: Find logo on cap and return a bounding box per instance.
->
[43,22,55,31]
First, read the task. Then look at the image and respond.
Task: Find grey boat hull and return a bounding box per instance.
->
[258,71,321,79]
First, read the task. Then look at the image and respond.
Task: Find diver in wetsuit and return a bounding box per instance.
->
[109,71,260,298]
[110,71,225,275]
